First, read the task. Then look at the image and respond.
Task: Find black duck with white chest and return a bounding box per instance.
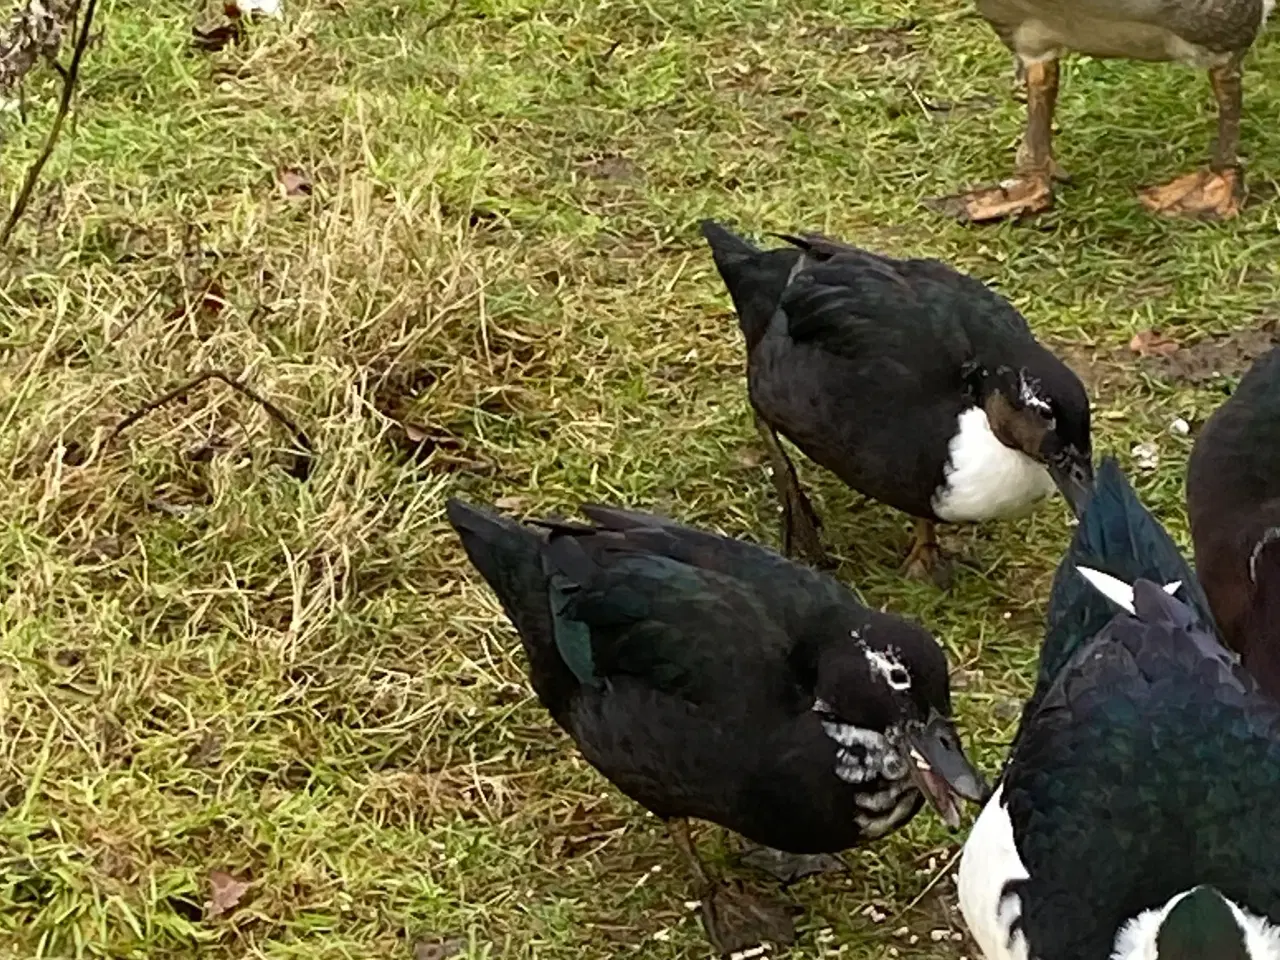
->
[447,498,987,955]
[1187,345,1280,699]
[959,458,1280,960]
[701,220,1093,585]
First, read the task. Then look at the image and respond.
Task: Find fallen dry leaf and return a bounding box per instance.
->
[1128,329,1180,358]
[204,870,250,919]
[279,167,312,197]
[493,495,528,512]
[400,421,431,443]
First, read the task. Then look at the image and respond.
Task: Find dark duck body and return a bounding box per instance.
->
[1188,345,1280,700]
[447,498,986,953]
[700,220,1093,584]
[959,457,1280,960]
[934,0,1272,222]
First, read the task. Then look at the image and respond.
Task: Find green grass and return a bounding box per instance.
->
[3,0,1280,956]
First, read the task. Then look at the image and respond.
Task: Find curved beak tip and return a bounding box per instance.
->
[1050,460,1094,519]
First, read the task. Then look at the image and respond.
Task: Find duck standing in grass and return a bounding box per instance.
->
[936,0,1272,222]
[447,498,987,955]
[1187,345,1280,699]
[959,457,1280,960]
[700,220,1093,585]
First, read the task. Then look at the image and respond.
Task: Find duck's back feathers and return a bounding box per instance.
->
[449,498,862,712]
[998,579,1280,960]
[1038,457,1214,704]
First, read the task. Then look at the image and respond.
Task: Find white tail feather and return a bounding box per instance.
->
[1076,566,1181,614]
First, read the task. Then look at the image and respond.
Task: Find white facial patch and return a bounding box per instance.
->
[1076,566,1181,615]
[863,645,912,691]
[1018,370,1053,418]
[932,406,1056,523]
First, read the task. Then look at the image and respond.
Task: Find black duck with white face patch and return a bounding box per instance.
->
[1187,346,1280,701]
[700,220,1092,587]
[447,498,986,956]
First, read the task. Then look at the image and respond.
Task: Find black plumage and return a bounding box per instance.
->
[1002,580,1280,959]
[700,220,1092,584]
[960,456,1280,960]
[447,498,986,953]
[1187,345,1280,699]
[1033,456,1215,720]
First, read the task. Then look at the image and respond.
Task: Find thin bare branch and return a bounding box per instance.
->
[0,0,95,248]
[106,370,316,481]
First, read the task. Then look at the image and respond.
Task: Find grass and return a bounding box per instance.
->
[2,0,1280,956]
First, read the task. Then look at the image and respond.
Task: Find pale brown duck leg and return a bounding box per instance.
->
[669,818,797,956]
[753,412,829,568]
[930,58,1062,224]
[902,518,953,588]
[1139,60,1242,220]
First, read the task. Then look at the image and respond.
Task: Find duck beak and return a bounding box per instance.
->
[1048,450,1094,519]
[903,711,989,830]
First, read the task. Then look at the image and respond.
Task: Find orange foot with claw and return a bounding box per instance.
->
[927,173,1054,224]
[1139,168,1241,220]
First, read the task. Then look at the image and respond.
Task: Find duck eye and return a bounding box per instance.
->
[887,667,910,690]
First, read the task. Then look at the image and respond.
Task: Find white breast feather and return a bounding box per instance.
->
[932,407,1055,523]
[1111,892,1280,960]
[958,784,1031,960]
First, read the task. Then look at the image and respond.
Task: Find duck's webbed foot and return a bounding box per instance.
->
[929,174,1054,224]
[928,58,1062,225]
[669,819,797,956]
[1139,168,1241,221]
[1141,60,1244,221]
[739,843,848,883]
[901,518,953,589]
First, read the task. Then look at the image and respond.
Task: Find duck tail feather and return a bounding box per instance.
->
[1038,457,1215,689]
[699,219,802,350]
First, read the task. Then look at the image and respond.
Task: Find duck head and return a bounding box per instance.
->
[811,625,988,828]
[966,359,1094,517]
[1113,885,1280,960]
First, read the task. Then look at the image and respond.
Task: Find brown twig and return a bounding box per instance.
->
[106,370,315,480]
[0,0,97,248]
[424,0,459,35]
[104,287,161,347]
[888,846,964,922]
